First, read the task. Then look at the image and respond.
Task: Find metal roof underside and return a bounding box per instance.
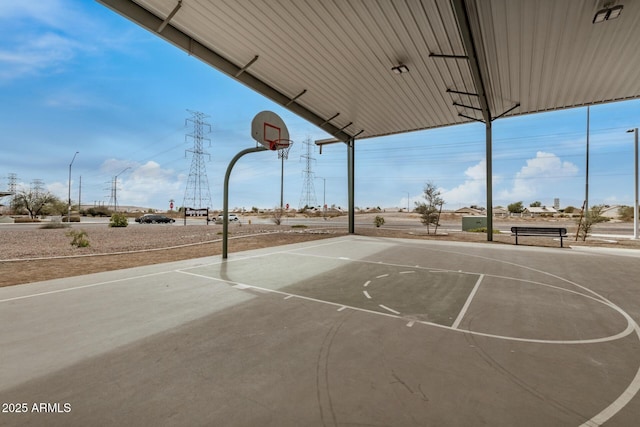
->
[98,0,640,142]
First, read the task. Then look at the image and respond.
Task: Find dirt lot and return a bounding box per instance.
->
[1,216,639,287]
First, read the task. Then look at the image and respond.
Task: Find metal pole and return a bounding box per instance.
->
[485,121,493,241]
[280,155,284,210]
[114,167,130,213]
[68,151,79,222]
[318,177,325,219]
[585,106,590,219]
[223,146,267,259]
[347,138,355,234]
[635,128,639,240]
[628,128,639,240]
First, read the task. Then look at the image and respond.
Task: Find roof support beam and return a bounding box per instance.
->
[451,0,491,123]
[97,0,353,143]
[157,0,181,33]
[452,0,493,240]
[447,88,479,97]
[235,55,259,78]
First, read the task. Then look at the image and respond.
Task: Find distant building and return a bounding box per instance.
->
[493,207,508,217]
[454,207,484,215]
[523,206,558,216]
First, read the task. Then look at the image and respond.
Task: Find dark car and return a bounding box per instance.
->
[135,214,175,224]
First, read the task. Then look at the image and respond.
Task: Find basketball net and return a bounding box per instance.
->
[274,139,293,159]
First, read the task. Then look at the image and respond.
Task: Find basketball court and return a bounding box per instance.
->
[2,236,640,426]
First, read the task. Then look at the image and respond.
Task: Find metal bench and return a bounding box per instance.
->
[511,226,568,248]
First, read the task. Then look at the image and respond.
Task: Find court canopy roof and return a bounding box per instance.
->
[100,0,639,143]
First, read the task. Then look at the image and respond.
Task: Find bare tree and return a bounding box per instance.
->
[415,181,444,234]
[13,189,57,219]
[577,205,608,241]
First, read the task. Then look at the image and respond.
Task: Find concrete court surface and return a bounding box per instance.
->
[1,236,640,426]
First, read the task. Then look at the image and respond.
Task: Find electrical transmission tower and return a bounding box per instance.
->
[299,137,317,209]
[7,173,17,214]
[31,179,45,195]
[183,110,213,209]
[7,173,17,194]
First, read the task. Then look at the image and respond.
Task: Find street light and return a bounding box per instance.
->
[114,167,131,212]
[316,176,326,219]
[68,151,79,222]
[626,128,638,239]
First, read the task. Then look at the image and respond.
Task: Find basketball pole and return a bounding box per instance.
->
[223,146,268,259]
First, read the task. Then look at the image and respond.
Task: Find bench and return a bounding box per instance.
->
[511,226,568,248]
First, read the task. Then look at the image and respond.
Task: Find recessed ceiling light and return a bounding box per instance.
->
[391,64,409,74]
[593,4,624,23]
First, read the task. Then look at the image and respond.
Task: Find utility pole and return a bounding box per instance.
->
[113,167,130,212]
[68,151,79,221]
[299,137,317,209]
[585,106,590,219]
[78,176,82,213]
[183,110,213,210]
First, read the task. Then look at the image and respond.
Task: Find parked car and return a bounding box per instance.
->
[215,213,239,223]
[135,214,175,224]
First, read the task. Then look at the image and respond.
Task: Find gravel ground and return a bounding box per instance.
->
[0,223,334,260]
[1,217,638,287]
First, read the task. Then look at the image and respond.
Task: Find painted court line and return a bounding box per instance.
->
[379,304,401,315]
[0,271,173,304]
[451,274,484,330]
[363,280,371,287]
[363,290,372,299]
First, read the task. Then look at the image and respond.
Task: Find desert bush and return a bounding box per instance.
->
[40,222,69,229]
[109,212,128,228]
[374,215,385,227]
[14,217,41,223]
[67,230,90,248]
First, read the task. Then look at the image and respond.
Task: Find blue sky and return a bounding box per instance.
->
[1,1,639,212]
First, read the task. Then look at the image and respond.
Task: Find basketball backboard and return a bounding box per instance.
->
[251,110,290,150]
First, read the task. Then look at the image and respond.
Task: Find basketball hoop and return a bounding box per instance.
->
[274,139,293,159]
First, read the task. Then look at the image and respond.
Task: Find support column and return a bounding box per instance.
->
[486,121,493,242]
[348,138,355,234]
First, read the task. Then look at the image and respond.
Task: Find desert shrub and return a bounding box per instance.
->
[272,208,284,225]
[467,227,500,233]
[14,217,41,223]
[67,230,90,247]
[40,222,69,229]
[109,213,128,228]
[374,215,385,227]
[62,215,81,223]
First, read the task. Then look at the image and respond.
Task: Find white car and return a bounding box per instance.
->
[216,213,239,223]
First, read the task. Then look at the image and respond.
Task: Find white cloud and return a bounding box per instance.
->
[440,161,491,207]
[497,151,578,202]
[96,159,183,208]
[118,161,183,207]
